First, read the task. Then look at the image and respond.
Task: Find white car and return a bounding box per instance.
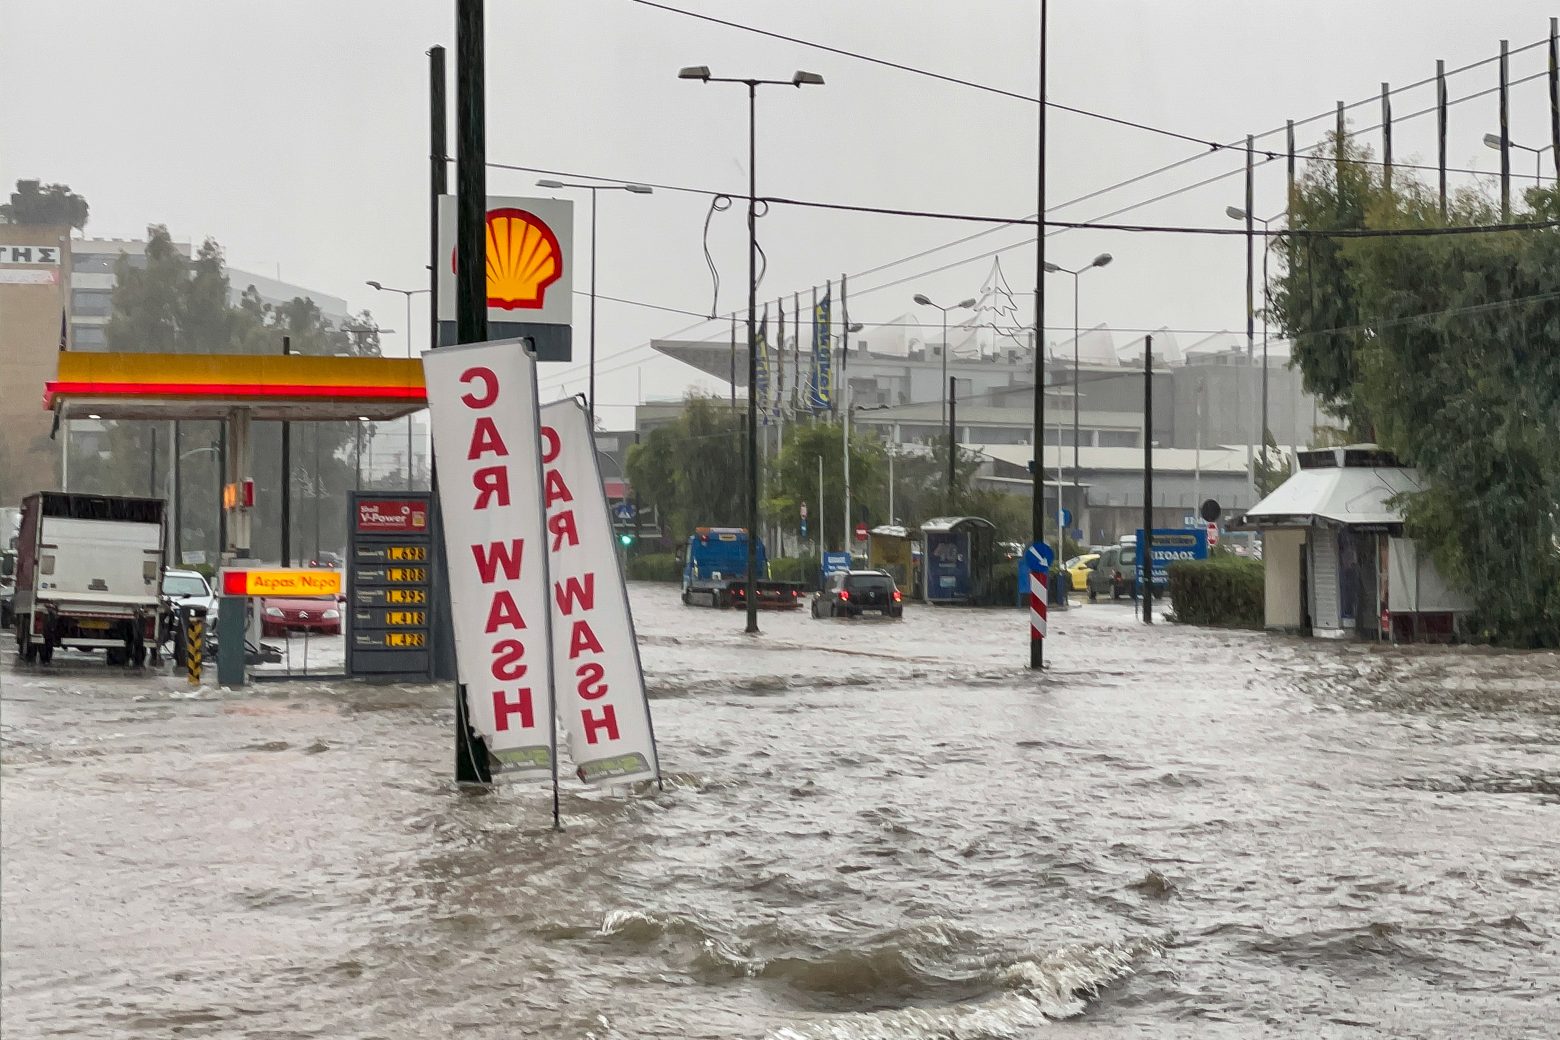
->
[161,569,216,616]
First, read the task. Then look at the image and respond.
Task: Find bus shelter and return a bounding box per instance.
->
[920,516,999,605]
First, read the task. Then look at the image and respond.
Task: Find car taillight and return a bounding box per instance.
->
[839,590,850,601]
[893,589,902,602]
[791,589,798,597]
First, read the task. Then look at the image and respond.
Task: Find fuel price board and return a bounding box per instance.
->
[347,493,435,680]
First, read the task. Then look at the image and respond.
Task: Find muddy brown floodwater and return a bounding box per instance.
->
[3,585,1557,1038]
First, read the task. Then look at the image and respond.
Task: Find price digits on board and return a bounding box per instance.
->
[386,566,427,583]
[386,588,427,605]
[387,545,427,562]
[386,632,426,648]
[385,610,427,627]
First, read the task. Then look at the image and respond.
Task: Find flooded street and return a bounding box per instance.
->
[3,586,1557,1039]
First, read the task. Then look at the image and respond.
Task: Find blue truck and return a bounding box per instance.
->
[680,527,803,610]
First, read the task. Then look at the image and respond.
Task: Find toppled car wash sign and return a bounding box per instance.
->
[539,399,660,786]
[423,340,662,800]
[423,340,557,779]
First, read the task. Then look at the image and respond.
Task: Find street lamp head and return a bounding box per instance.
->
[1091,253,1113,268]
[956,298,977,309]
[912,293,933,307]
[366,280,383,290]
[625,184,654,194]
[1225,206,1247,221]
[536,179,565,189]
[678,65,711,81]
[848,322,864,332]
[1482,132,1503,151]
[792,70,825,87]
[1042,262,1061,274]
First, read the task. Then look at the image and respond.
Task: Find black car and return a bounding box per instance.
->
[811,569,904,619]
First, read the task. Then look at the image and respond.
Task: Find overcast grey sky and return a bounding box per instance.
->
[4,1,1556,428]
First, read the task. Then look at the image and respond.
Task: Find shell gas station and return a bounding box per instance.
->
[34,198,574,685]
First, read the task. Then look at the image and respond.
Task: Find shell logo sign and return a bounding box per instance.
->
[436,195,575,354]
[448,208,565,311]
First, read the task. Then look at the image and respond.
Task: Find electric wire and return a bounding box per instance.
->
[536,37,1557,385]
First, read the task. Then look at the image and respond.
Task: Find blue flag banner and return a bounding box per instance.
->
[756,306,772,426]
[809,291,832,411]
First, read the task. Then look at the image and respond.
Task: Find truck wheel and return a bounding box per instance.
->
[132,644,147,668]
[106,647,126,666]
[21,635,37,664]
[38,640,53,665]
[681,591,691,606]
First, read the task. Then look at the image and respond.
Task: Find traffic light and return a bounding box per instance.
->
[618,534,633,547]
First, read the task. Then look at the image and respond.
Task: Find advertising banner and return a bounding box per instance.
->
[422,339,555,775]
[809,290,832,411]
[539,400,660,786]
[1134,527,1210,587]
[755,306,772,425]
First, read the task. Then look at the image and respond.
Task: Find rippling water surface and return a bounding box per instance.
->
[3,585,1557,1038]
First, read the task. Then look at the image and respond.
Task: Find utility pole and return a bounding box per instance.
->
[1029,0,1049,670]
[428,42,457,685]
[454,0,492,786]
[840,273,851,553]
[1142,334,1153,625]
[1499,39,1511,221]
[947,376,957,511]
[1244,134,1256,495]
[1438,59,1448,218]
[280,335,291,565]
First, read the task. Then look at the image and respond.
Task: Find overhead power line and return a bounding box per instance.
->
[538,33,1556,385]
[627,0,1227,150]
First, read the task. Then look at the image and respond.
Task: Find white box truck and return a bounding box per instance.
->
[11,492,166,666]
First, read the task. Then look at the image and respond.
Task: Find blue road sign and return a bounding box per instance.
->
[1026,541,1054,571]
[1059,508,1072,528]
[1134,527,1210,586]
[612,502,636,521]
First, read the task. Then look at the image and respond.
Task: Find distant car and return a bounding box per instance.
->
[261,596,341,636]
[309,551,344,568]
[161,569,215,615]
[1062,553,1099,592]
[1086,544,1136,601]
[811,569,904,619]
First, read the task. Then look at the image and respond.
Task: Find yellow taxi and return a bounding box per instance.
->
[1062,553,1099,592]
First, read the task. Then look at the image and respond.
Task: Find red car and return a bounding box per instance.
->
[261,596,342,636]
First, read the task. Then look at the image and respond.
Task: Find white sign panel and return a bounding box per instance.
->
[423,339,555,776]
[540,399,660,786]
[437,195,575,328]
[0,244,62,265]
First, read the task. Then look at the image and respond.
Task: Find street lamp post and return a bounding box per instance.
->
[911,294,976,431]
[1484,132,1553,187]
[679,64,824,636]
[536,180,652,430]
[366,280,430,489]
[1042,252,1111,545]
[1225,208,1278,473]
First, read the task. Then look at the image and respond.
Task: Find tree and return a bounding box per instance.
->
[1274,133,1560,647]
[1,179,89,230]
[624,395,748,544]
[68,226,383,564]
[766,419,887,552]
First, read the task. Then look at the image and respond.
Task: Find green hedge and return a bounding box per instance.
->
[1166,557,1264,629]
[626,552,681,583]
[768,555,820,586]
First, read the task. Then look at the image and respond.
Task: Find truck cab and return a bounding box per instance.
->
[679,527,801,609]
